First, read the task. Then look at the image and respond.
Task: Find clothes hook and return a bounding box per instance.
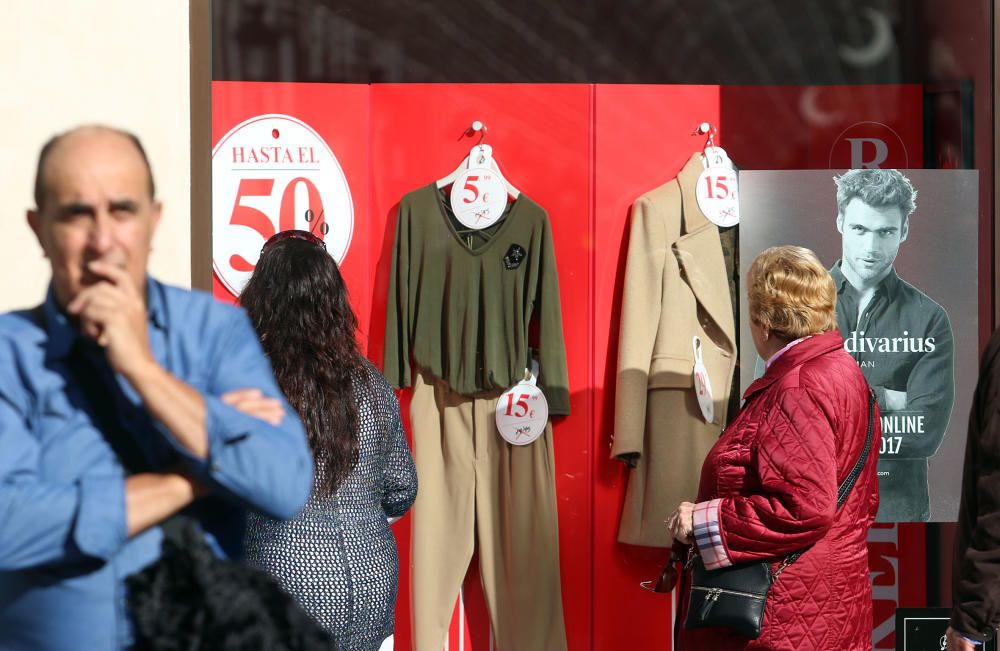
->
[458,121,489,164]
[692,122,717,150]
[459,120,488,146]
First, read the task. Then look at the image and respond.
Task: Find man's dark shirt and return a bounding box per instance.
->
[831,260,955,521]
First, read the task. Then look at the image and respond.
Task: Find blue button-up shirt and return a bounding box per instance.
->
[0,278,313,650]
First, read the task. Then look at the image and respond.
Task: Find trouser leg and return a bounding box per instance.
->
[410,372,476,651]
[474,396,568,651]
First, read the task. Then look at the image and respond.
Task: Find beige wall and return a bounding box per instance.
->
[0,1,192,311]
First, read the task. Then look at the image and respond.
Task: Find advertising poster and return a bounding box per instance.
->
[740,169,978,522]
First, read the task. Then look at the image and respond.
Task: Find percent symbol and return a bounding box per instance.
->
[304,208,330,235]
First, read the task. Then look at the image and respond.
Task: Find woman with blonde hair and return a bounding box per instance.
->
[667,245,880,650]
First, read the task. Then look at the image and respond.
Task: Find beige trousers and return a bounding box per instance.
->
[410,370,567,651]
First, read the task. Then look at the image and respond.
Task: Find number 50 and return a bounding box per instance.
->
[228,176,325,271]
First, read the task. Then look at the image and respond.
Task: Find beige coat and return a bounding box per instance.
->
[612,153,737,548]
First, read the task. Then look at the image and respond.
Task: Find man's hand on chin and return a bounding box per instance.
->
[67,260,156,380]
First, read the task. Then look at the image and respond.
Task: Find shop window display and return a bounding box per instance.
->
[209,2,994,649]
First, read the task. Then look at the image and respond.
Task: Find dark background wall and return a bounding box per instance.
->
[212,0,986,87]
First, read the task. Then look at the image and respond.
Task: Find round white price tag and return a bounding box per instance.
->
[696,144,738,228]
[696,166,740,228]
[692,336,715,424]
[450,167,508,230]
[495,381,549,446]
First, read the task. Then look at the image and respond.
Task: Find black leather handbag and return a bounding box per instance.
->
[684,390,875,639]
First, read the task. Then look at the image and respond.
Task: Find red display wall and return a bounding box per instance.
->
[211,81,926,650]
[368,84,593,651]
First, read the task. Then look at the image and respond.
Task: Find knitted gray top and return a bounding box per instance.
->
[244,362,418,651]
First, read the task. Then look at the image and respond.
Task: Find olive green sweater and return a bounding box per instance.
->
[384,184,570,415]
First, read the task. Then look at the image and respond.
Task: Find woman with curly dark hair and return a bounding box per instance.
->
[240,230,417,651]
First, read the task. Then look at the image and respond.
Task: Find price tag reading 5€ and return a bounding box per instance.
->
[450,167,508,230]
[692,336,715,424]
[495,371,549,446]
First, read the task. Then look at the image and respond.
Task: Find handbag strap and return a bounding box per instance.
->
[836,388,876,509]
[775,388,875,577]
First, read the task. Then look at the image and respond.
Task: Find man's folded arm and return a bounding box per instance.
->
[0,395,127,570]
[898,308,955,457]
[137,309,313,520]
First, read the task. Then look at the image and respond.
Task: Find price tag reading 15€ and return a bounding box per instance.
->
[495,372,549,446]
[695,145,740,228]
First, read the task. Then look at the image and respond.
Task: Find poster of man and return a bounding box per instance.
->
[739,168,977,522]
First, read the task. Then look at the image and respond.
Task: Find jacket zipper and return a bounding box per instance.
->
[692,586,766,620]
[691,585,766,600]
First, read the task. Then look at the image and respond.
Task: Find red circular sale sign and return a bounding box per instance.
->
[212,114,354,296]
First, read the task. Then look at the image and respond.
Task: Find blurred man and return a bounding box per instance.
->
[947,327,1000,650]
[0,125,313,650]
[829,168,955,521]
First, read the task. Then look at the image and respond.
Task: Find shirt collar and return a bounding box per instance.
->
[744,330,845,400]
[42,276,167,361]
[765,335,811,369]
[830,259,901,300]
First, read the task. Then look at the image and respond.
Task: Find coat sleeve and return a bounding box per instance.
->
[951,333,1000,642]
[611,197,666,466]
[693,387,838,568]
[383,203,411,389]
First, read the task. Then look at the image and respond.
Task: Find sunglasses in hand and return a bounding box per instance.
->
[639,546,684,594]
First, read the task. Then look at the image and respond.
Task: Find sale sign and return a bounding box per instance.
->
[212,113,354,296]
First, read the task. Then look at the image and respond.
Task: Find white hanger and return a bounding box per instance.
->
[435,122,520,199]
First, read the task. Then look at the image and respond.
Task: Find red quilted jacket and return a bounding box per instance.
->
[677,331,880,651]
